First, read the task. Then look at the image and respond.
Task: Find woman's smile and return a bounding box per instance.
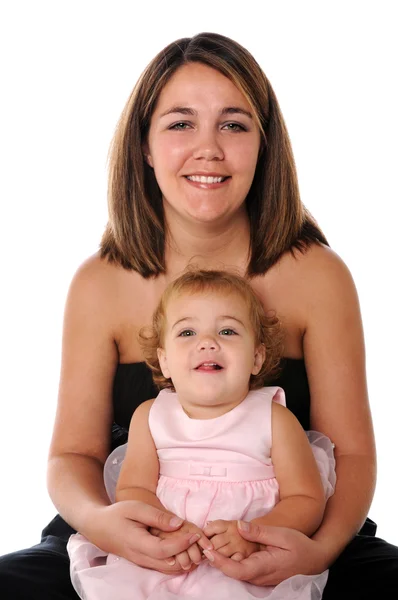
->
[146,62,261,225]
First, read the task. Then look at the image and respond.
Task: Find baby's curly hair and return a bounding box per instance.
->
[139,269,284,391]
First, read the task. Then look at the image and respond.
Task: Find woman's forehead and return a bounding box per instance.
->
[153,63,254,116]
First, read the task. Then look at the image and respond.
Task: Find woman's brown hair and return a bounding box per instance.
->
[140,269,284,391]
[100,32,328,277]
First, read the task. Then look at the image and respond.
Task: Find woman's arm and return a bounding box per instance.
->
[47,256,118,532]
[47,256,196,567]
[251,402,326,536]
[303,245,376,563]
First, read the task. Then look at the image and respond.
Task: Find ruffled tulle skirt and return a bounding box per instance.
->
[67,431,335,599]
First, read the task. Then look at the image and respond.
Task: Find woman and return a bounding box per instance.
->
[1,32,396,599]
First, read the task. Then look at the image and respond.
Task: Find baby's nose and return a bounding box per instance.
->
[198,335,219,350]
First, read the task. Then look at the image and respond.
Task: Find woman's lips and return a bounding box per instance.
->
[184,175,230,189]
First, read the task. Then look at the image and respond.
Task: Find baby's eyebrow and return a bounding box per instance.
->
[218,315,246,327]
[170,315,246,331]
[171,316,195,331]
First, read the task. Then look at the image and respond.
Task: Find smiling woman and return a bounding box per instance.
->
[144,63,261,227]
[1,31,397,600]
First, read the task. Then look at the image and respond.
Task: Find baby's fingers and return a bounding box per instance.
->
[196,532,213,552]
[231,552,244,561]
[203,519,228,537]
[215,543,234,558]
[187,543,203,565]
[209,533,230,551]
[175,550,192,571]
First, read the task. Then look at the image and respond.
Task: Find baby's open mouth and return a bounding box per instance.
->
[195,362,223,371]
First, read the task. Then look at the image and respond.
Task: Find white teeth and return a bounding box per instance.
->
[187,175,226,184]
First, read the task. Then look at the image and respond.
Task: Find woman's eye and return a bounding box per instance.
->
[169,122,191,130]
[179,329,195,337]
[222,123,246,132]
[219,328,237,336]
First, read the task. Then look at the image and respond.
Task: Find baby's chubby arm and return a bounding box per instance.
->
[116,399,164,509]
[117,400,213,569]
[204,403,326,558]
[250,402,326,535]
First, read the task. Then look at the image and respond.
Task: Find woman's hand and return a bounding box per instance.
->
[151,520,213,571]
[204,519,261,560]
[203,522,329,586]
[84,500,202,574]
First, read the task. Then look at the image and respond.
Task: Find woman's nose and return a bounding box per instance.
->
[192,129,224,162]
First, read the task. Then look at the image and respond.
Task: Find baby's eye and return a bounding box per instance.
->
[178,329,196,337]
[219,328,237,336]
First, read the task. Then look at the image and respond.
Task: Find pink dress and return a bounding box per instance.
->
[67,387,336,599]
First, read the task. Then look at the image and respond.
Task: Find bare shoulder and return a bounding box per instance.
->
[271,402,310,457]
[67,253,150,339]
[69,253,142,299]
[271,401,299,429]
[280,244,360,323]
[289,243,355,288]
[132,398,156,421]
[255,243,356,304]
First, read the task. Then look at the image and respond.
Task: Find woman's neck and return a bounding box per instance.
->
[164,210,251,275]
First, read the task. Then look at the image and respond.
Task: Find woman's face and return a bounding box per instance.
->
[146,63,261,227]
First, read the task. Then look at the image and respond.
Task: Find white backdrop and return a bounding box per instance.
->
[0,1,397,555]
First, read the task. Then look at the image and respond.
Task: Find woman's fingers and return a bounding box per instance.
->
[203,549,260,581]
[125,500,183,531]
[127,523,196,560]
[237,521,293,548]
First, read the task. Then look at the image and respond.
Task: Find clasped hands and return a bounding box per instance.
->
[151,517,329,586]
[90,502,328,587]
[151,519,261,571]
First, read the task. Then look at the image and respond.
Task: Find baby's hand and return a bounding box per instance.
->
[150,520,213,571]
[203,520,262,560]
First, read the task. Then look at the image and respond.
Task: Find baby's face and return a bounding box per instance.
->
[157,290,265,418]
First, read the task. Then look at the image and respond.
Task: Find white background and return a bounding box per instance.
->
[0,1,397,555]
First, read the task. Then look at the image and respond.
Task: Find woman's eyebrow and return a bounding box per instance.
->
[221,107,253,119]
[159,106,253,119]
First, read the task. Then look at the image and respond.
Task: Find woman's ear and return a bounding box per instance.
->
[157,348,170,379]
[252,343,266,375]
[142,142,154,168]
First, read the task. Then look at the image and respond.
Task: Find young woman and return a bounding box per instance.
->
[1,32,396,599]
